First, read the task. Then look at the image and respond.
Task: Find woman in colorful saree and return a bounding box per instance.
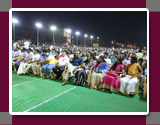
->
[100,56,124,92]
[88,56,109,89]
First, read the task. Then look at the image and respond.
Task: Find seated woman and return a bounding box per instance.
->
[73,52,97,86]
[120,56,143,95]
[62,51,83,86]
[88,56,109,89]
[51,51,70,80]
[100,57,124,92]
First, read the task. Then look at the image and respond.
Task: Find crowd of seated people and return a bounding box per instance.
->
[12,42,147,98]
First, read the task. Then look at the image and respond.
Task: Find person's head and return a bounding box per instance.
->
[139,49,142,53]
[121,55,125,61]
[33,49,38,54]
[27,48,32,53]
[82,51,87,56]
[21,48,26,52]
[62,51,67,57]
[74,51,79,58]
[87,52,95,60]
[98,56,105,63]
[68,50,72,55]
[104,52,108,58]
[116,56,122,64]
[138,58,143,65]
[43,49,49,56]
[55,51,60,57]
[131,56,137,64]
[126,54,129,59]
[51,49,56,54]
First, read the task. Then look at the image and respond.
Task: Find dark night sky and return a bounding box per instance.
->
[13,11,147,47]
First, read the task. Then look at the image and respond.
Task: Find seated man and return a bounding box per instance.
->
[12,47,22,59]
[138,58,145,88]
[12,47,22,68]
[41,49,58,78]
[17,48,34,75]
[12,48,27,72]
[120,56,143,95]
[51,51,70,80]
[24,49,41,74]
[30,49,41,76]
[62,51,83,86]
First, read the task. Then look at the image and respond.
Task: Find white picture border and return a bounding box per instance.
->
[9,8,149,115]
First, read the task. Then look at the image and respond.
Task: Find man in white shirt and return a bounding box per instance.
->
[24,41,30,49]
[12,47,22,59]
[30,49,41,75]
[12,48,26,71]
[13,42,19,50]
[104,52,111,68]
[17,48,34,75]
[122,55,131,66]
[24,49,41,74]
[51,51,70,79]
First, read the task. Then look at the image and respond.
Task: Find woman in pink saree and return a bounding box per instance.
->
[100,57,124,92]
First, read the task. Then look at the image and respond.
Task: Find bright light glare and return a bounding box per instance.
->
[12,18,19,24]
[90,35,93,39]
[75,31,80,35]
[50,26,57,31]
[66,29,71,33]
[36,23,42,28]
[84,34,88,37]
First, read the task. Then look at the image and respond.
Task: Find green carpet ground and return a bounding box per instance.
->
[12,71,147,112]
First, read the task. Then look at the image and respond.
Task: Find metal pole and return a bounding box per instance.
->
[37,28,39,47]
[77,36,78,46]
[53,31,55,46]
[84,37,86,47]
[91,39,92,47]
[70,33,71,46]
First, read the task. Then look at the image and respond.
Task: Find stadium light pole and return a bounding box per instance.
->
[90,35,93,47]
[97,37,99,43]
[84,34,88,47]
[66,29,72,46]
[50,26,57,46]
[75,31,80,46]
[12,18,19,42]
[35,23,42,47]
[111,41,114,47]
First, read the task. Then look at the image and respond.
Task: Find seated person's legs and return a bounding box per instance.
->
[31,64,37,75]
[51,66,58,79]
[42,64,48,73]
[46,64,55,78]
[62,70,70,85]
[57,66,65,79]
[120,77,130,93]
[125,78,138,95]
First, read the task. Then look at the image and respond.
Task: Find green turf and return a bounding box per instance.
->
[12,71,147,112]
